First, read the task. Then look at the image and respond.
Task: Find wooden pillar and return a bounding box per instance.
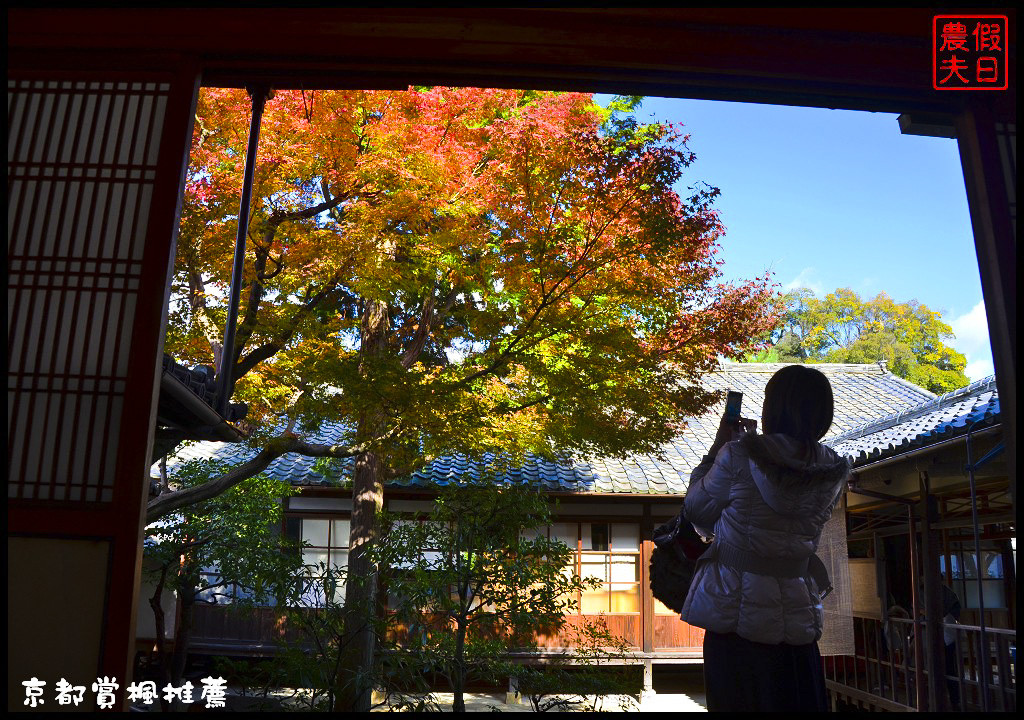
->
[919,472,946,712]
[641,502,654,656]
[954,98,1016,513]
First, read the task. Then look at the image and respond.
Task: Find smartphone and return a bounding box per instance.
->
[724,390,743,422]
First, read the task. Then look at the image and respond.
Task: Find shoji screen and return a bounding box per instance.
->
[8,79,171,502]
[7,63,198,709]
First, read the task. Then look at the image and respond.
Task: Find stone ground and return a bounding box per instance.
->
[183,666,707,712]
[372,667,708,713]
[403,689,707,713]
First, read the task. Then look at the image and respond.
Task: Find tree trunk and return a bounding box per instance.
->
[339,447,385,711]
[170,590,195,713]
[149,569,172,712]
[452,619,467,712]
[339,297,390,712]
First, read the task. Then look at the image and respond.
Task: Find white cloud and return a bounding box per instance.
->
[857,277,879,297]
[949,299,995,381]
[782,267,824,296]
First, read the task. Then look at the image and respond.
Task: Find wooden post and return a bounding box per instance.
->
[641,502,654,656]
[954,98,1016,516]
[506,675,522,705]
[919,472,946,711]
[906,504,925,709]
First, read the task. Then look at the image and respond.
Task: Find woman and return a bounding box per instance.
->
[681,365,850,712]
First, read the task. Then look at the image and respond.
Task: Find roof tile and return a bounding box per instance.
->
[159,363,958,497]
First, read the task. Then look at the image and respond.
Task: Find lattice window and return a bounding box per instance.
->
[285,516,350,606]
[8,79,170,502]
[549,522,641,614]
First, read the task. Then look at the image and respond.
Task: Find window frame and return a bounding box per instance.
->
[285,513,351,607]
[546,519,643,616]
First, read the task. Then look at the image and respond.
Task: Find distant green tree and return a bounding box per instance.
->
[755,287,970,393]
[742,345,781,363]
[774,287,828,360]
[772,331,805,363]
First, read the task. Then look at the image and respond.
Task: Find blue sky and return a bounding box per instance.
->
[619,95,994,382]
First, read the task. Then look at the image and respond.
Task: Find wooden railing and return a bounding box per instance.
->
[653,615,705,651]
[190,605,702,656]
[190,605,297,655]
[824,615,1016,712]
[534,614,640,649]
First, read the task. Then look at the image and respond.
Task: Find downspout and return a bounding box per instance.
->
[964,420,1004,713]
[847,483,925,709]
[216,86,273,416]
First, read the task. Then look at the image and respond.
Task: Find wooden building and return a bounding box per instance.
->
[149,361,935,691]
[826,376,1014,712]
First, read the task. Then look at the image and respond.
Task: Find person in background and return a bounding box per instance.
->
[681,365,850,712]
[939,582,963,710]
[883,604,912,662]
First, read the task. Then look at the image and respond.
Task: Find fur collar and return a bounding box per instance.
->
[739,432,850,487]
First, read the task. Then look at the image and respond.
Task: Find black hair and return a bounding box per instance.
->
[761,365,834,442]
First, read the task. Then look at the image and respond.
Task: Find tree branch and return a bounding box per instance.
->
[234,283,351,380]
[148,436,359,525]
[279,190,349,225]
[496,394,553,415]
[233,225,275,366]
[400,293,437,370]
[234,341,284,381]
[233,188,350,371]
[147,422,407,525]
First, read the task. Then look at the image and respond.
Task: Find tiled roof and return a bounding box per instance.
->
[163,354,219,406]
[165,422,356,487]
[826,375,999,467]
[159,363,938,497]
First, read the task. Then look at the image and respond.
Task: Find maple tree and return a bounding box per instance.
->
[761,287,969,393]
[156,87,780,708]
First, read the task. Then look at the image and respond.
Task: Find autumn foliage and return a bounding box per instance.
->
[162,87,782,710]
[169,87,780,474]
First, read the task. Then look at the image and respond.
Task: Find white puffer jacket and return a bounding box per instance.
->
[680,433,849,646]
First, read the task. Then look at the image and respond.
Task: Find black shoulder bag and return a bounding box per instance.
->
[649,513,834,613]
[649,512,711,613]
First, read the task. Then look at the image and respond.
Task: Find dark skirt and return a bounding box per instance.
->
[703,630,828,712]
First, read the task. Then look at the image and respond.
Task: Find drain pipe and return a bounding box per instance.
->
[964,420,1003,713]
[216,86,272,416]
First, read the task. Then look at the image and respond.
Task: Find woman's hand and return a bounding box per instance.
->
[708,416,757,458]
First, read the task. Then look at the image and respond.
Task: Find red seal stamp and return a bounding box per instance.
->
[933,15,1009,90]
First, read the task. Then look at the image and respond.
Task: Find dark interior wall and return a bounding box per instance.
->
[10,8,1009,112]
